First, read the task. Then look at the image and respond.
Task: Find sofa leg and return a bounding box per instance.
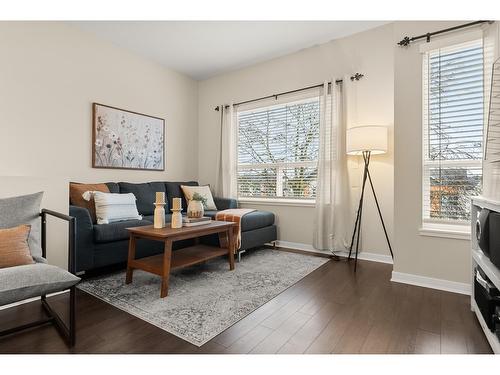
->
[237,249,247,262]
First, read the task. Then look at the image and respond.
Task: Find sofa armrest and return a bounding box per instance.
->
[69,205,94,272]
[214,197,238,210]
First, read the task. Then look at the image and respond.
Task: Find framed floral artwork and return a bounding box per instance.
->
[92,103,165,171]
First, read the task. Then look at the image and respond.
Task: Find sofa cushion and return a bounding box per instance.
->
[94,219,152,243]
[119,182,167,215]
[241,210,275,231]
[0,263,80,306]
[0,192,43,258]
[208,210,275,232]
[105,182,120,194]
[165,181,198,212]
[143,214,172,224]
[204,210,218,219]
[119,182,155,215]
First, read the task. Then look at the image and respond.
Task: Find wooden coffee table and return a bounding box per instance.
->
[125,221,237,298]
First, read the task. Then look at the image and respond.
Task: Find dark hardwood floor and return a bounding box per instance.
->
[0,256,492,354]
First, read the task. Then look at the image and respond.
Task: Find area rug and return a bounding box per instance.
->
[77,248,328,346]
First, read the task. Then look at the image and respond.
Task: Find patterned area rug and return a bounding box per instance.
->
[78,248,328,346]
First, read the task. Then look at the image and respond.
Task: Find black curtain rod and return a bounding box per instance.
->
[397,20,493,47]
[214,73,364,111]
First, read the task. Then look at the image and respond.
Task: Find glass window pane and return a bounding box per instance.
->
[237,96,321,199]
[423,39,483,223]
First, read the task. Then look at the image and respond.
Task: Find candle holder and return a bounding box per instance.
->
[171,208,183,229]
[153,192,166,229]
[153,202,166,229]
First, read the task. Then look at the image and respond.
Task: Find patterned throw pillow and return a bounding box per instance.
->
[83,191,142,224]
[0,225,35,269]
[180,185,217,210]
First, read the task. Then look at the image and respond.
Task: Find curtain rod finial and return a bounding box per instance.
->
[397,36,411,47]
[350,73,364,81]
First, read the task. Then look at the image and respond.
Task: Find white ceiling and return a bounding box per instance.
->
[72,21,389,80]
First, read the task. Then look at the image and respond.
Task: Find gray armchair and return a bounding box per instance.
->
[0,193,80,347]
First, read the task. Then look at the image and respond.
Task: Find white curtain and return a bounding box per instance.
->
[313,79,352,252]
[215,104,238,199]
[482,22,500,200]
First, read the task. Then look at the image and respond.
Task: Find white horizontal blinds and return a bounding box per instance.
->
[422,38,484,223]
[237,87,324,200]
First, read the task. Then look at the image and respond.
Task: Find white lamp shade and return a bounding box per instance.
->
[346,125,388,155]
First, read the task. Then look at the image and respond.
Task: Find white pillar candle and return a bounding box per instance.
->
[172,197,182,210]
[155,192,165,204]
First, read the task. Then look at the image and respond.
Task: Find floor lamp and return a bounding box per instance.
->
[346,125,394,271]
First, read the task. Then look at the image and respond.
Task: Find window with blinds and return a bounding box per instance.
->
[422,38,484,224]
[237,95,320,200]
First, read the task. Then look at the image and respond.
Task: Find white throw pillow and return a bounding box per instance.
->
[83,191,142,224]
[180,185,217,210]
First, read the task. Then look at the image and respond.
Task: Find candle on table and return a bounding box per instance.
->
[155,192,165,204]
[172,197,182,211]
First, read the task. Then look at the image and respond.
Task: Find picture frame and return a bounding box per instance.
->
[92,103,165,171]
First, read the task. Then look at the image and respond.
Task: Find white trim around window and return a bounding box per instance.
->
[238,197,316,207]
[419,221,471,240]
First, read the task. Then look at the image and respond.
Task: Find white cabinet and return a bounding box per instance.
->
[471,197,500,354]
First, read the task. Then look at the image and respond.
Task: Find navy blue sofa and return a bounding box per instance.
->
[70,181,277,273]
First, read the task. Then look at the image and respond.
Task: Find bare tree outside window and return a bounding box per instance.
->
[424,40,483,222]
[237,97,320,200]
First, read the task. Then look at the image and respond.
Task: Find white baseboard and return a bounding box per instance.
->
[0,290,69,311]
[339,250,393,264]
[274,241,470,295]
[273,240,393,264]
[273,240,317,252]
[391,271,471,295]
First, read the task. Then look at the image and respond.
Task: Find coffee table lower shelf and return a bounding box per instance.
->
[128,245,229,276]
[126,221,237,298]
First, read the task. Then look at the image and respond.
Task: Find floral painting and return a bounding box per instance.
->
[92,103,165,171]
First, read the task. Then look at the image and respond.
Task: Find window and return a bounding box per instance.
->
[422,38,484,226]
[237,93,321,201]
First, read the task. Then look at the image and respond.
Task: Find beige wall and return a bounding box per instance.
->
[393,21,498,284]
[0,22,199,268]
[198,24,395,256]
[3,21,492,284]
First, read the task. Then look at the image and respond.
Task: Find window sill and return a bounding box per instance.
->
[238,198,316,207]
[418,223,471,241]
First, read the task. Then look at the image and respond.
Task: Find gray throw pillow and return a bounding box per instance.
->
[0,192,43,258]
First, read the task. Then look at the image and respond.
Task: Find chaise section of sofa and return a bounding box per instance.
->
[70,181,277,273]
